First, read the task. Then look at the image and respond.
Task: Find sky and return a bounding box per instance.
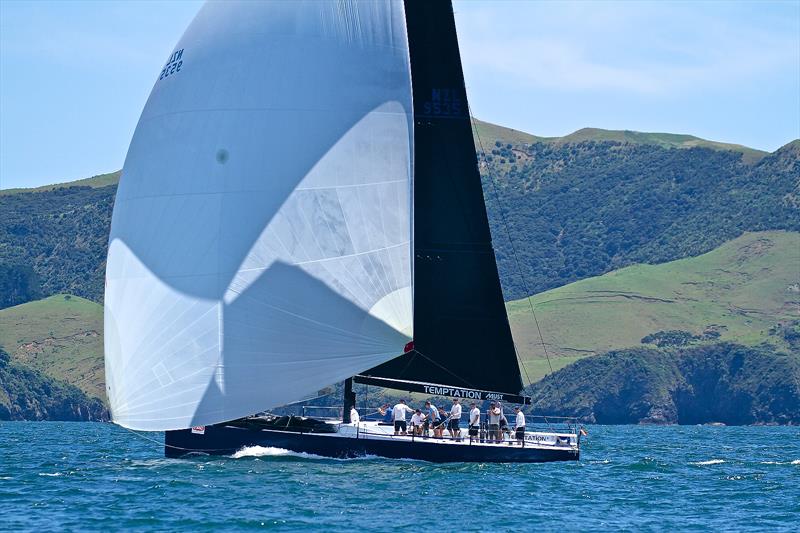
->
[1,0,798,190]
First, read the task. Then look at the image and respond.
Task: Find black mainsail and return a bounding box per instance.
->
[362,0,524,396]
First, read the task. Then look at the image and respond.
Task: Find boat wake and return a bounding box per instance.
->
[232,446,324,459]
[230,445,379,461]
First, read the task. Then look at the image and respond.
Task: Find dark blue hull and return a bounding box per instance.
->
[165,424,579,463]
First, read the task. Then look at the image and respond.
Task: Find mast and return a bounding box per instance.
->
[342,378,355,423]
[363,0,523,394]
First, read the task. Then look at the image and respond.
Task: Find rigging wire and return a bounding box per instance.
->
[413,348,476,389]
[467,108,554,378]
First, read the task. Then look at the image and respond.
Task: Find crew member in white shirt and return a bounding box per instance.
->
[392,399,414,435]
[410,409,426,436]
[468,402,481,442]
[514,406,526,444]
[350,406,360,424]
[448,398,462,440]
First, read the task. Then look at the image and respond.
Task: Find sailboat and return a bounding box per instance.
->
[104,0,580,463]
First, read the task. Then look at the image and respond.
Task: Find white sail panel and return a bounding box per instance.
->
[105,1,412,431]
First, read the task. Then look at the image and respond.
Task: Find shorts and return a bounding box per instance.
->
[468,425,479,437]
[489,423,500,432]
[394,420,407,432]
[515,428,525,439]
[448,419,460,431]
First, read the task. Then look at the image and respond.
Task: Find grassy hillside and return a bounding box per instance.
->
[508,231,800,381]
[0,294,105,402]
[471,120,769,163]
[483,135,799,300]
[553,128,767,164]
[0,171,120,196]
[471,118,552,147]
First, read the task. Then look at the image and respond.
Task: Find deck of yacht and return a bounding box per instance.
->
[327,420,579,452]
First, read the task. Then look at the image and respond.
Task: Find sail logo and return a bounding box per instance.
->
[420,88,464,118]
[159,49,184,81]
[423,384,505,401]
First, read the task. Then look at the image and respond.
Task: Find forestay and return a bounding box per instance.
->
[105,1,413,431]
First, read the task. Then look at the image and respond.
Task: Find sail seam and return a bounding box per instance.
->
[295,178,406,191]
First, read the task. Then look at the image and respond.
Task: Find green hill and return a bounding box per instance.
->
[0,121,769,197]
[471,120,769,163]
[553,128,767,164]
[471,118,552,147]
[0,294,106,402]
[0,347,108,421]
[1,122,796,307]
[508,231,800,381]
[0,170,120,196]
[526,343,800,425]
[483,135,799,300]
[0,181,115,303]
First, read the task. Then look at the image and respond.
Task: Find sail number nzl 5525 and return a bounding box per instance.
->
[159,49,184,81]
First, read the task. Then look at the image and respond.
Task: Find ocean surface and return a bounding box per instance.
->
[1,423,798,531]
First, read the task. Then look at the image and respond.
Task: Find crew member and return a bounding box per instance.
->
[424,400,439,437]
[448,398,462,440]
[514,406,526,444]
[498,402,510,441]
[378,403,393,424]
[392,399,414,435]
[350,406,360,424]
[468,402,480,442]
[410,409,426,436]
[434,407,449,438]
[487,402,502,443]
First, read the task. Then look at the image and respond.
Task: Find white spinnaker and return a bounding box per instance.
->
[105,1,413,431]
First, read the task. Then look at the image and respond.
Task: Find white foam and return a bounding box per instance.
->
[691,459,725,466]
[38,472,63,477]
[791,459,800,465]
[231,445,323,459]
[230,445,382,461]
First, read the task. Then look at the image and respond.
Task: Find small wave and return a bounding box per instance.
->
[691,459,725,466]
[38,472,63,477]
[791,460,800,465]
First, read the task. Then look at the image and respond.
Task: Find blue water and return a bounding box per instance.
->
[1,423,798,531]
